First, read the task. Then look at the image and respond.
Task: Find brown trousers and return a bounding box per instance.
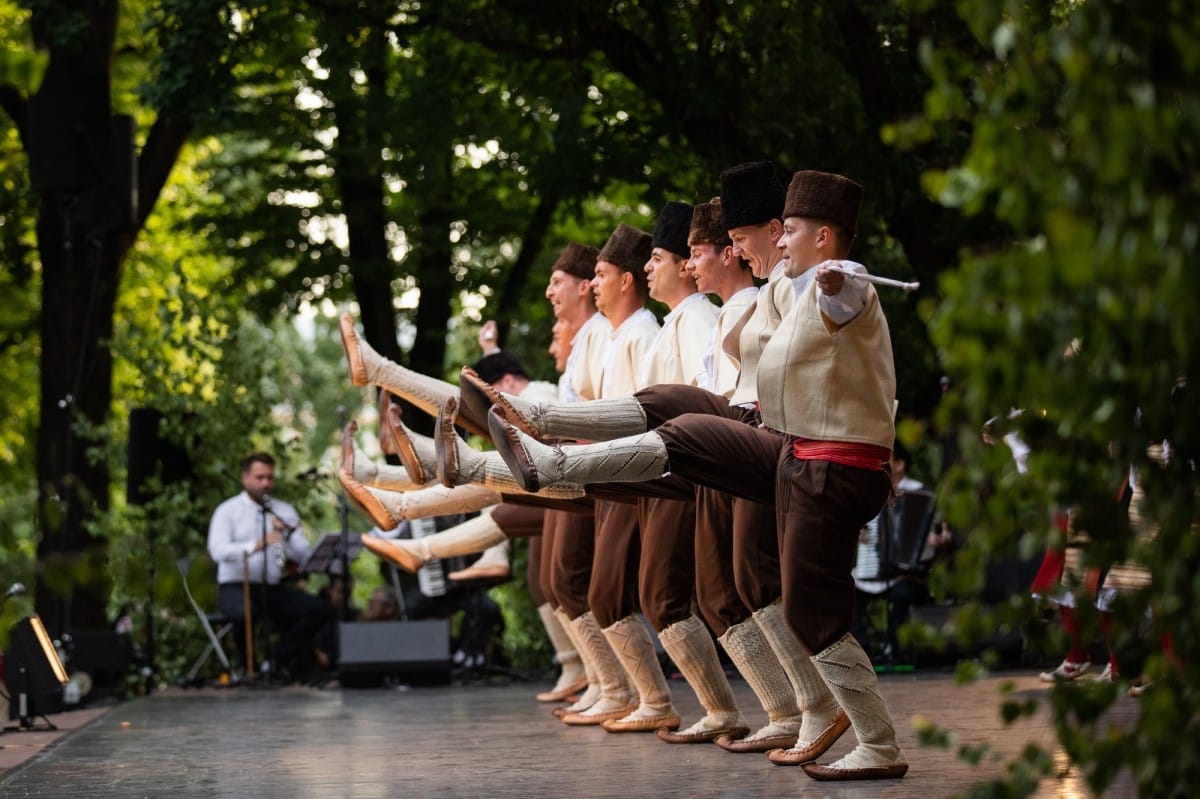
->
[636,496,697,631]
[527,535,546,607]
[587,499,641,628]
[636,384,783,635]
[644,397,891,653]
[693,487,781,636]
[544,507,597,619]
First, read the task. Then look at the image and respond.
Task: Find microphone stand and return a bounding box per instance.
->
[337,406,353,622]
[257,496,277,683]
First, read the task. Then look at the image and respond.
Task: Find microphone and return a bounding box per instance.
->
[259,494,286,567]
[4,582,25,598]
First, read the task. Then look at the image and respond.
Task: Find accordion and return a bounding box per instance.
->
[854,489,937,581]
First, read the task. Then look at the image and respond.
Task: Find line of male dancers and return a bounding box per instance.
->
[336,163,908,782]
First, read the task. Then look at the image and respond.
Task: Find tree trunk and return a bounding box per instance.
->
[26,1,123,636]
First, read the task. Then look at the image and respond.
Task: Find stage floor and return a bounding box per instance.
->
[0,669,1136,798]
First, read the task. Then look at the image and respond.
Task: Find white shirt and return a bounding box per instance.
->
[208,491,312,584]
[562,312,611,403]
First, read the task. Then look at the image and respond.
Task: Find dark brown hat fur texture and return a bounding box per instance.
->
[782,170,863,235]
[688,197,732,247]
[552,242,601,281]
[598,223,653,285]
[719,161,786,231]
[651,202,694,259]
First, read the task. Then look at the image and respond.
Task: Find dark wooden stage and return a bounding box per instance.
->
[0,669,1136,798]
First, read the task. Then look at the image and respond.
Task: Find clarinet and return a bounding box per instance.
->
[261,494,287,569]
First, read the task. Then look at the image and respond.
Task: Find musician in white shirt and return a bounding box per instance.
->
[208,452,334,679]
[850,442,946,663]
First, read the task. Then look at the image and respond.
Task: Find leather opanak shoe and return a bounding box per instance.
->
[601,713,682,733]
[714,731,798,753]
[382,393,429,484]
[766,709,851,765]
[800,761,909,781]
[487,405,544,492]
[456,367,499,443]
[536,676,589,704]
[461,366,541,439]
[560,705,637,726]
[435,397,463,488]
[656,723,751,744]
[339,313,369,387]
[339,471,400,534]
[359,533,425,573]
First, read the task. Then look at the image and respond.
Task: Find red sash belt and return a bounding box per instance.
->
[791,439,890,471]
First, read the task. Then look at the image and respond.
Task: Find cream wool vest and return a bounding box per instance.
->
[726,263,795,406]
[757,279,895,447]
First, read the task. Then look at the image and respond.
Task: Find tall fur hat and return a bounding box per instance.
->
[782,170,863,235]
[598,223,653,288]
[651,202,694,259]
[719,161,786,230]
[551,242,600,281]
[688,197,732,247]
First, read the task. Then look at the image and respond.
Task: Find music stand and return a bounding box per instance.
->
[301,533,363,576]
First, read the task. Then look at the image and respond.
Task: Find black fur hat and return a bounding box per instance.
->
[782,170,863,235]
[719,161,786,230]
[552,242,600,281]
[598,223,653,287]
[687,198,732,247]
[651,202,694,259]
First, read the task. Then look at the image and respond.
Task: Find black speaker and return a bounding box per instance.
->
[338,620,450,685]
[5,615,70,725]
[64,629,133,702]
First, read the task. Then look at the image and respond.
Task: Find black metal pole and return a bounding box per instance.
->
[337,406,353,621]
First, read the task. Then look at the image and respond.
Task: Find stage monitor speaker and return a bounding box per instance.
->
[6,615,70,725]
[66,629,133,702]
[338,620,450,684]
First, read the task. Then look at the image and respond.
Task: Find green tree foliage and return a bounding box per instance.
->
[907,0,1200,794]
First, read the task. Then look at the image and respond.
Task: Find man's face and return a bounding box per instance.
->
[728,222,779,279]
[241,461,275,502]
[591,260,624,315]
[778,217,823,278]
[545,270,590,319]
[644,248,689,303]
[687,243,730,294]
[549,319,573,372]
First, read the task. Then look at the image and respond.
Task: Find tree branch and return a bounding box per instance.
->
[136,113,193,231]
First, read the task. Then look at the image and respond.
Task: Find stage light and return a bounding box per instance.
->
[5,615,70,730]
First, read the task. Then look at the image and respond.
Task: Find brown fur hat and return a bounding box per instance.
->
[651,202,694,259]
[687,197,732,247]
[782,170,863,235]
[552,242,600,281]
[719,161,786,230]
[598,223,653,288]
